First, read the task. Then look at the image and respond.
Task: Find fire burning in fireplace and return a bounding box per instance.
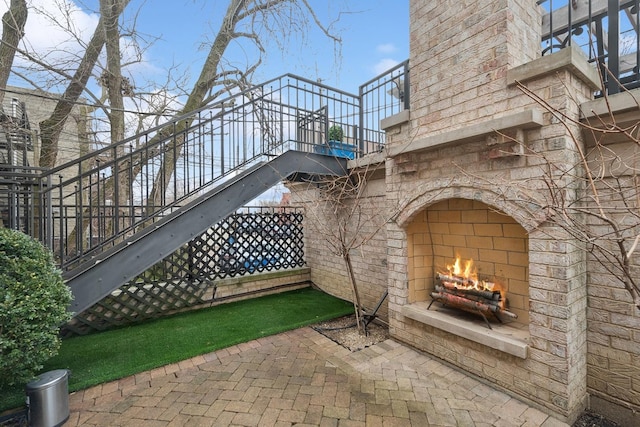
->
[445,257,500,294]
[428,256,517,328]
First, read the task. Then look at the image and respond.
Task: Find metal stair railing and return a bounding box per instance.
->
[13,62,410,272]
[37,74,363,271]
[64,150,349,314]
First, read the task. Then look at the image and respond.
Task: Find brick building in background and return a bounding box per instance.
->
[0,86,87,230]
[0,86,88,168]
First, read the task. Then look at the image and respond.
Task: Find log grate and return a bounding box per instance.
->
[429,273,517,329]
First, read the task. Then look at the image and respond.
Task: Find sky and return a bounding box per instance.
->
[0,0,409,203]
[1,0,409,96]
[132,0,409,93]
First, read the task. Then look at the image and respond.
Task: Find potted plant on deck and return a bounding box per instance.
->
[327,125,356,159]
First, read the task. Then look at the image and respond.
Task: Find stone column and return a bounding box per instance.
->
[408,0,541,139]
[384,1,591,422]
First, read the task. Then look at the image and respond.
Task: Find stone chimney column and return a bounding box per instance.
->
[408,0,541,137]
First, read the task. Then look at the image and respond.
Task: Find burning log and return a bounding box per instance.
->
[497,308,517,319]
[438,281,501,301]
[436,273,497,291]
[430,269,518,329]
[431,258,519,328]
[435,284,501,307]
[431,291,499,312]
[436,272,475,287]
[431,291,518,319]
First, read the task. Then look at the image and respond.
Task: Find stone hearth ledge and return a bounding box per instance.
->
[401,301,529,359]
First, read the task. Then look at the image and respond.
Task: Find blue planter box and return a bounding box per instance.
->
[314,140,356,159]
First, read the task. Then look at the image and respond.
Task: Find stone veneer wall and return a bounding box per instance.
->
[575,103,640,423]
[382,0,594,423]
[287,176,389,321]
[202,268,312,303]
[586,193,640,413]
[408,1,540,140]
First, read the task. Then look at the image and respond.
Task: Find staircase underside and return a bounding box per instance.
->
[65,150,348,315]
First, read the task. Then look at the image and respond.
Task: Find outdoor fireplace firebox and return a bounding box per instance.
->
[428,257,518,329]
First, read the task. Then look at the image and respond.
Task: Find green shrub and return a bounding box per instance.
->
[329,125,344,142]
[0,228,72,387]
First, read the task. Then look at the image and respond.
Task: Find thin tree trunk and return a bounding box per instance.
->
[100,0,128,235]
[38,0,130,168]
[343,250,365,333]
[0,0,27,227]
[145,0,243,214]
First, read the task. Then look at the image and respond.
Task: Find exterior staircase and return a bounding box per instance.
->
[0,64,410,317]
[65,151,348,314]
[42,73,366,314]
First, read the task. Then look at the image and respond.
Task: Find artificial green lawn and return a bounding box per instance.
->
[0,287,352,412]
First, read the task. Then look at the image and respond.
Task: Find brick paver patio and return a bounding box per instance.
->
[65,327,569,426]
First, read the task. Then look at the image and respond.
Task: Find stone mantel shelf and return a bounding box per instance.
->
[386,109,543,158]
[401,301,530,359]
[507,44,601,90]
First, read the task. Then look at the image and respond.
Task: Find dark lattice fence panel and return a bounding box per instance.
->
[213,209,305,277]
[63,207,305,336]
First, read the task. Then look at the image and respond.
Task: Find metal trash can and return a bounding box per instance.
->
[25,369,70,427]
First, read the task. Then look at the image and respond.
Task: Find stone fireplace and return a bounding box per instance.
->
[386,128,590,421]
[403,198,530,355]
[407,198,529,324]
[378,1,600,422]
[294,1,640,424]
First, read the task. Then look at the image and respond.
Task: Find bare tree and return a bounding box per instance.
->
[145,0,341,211]
[300,162,390,333]
[37,0,131,168]
[464,77,640,310]
[529,80,640,309]
[0,0,343,255]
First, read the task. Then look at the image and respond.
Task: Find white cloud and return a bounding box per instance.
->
[376,43,396,54]
[0,0,99,60]
[372,58,400,75]
[0,0,162,99]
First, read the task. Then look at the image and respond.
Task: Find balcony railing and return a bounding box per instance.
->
[359,59,410,153]
[538,0,640,94]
